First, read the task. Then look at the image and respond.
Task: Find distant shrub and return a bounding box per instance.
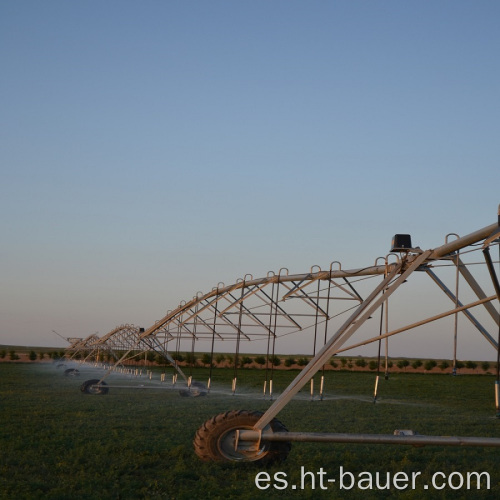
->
[424,360,437,371]
[254,356,266,365]
[215,354,226,365]
[284,357,296,367]
[368,360,378,371]
[387,361,393,369]
[439,361,450,371]
[171,352,184,362]
[397,360,410,370]
[241,356,253,366]
[465,360,477,371]
[0,349,6,359]
[144,351,155,362]
[411,360,423,370]
[9,350,19,361]
[38,352,45,360]
[28,351,37,361]
[200,353,213,366]
[355,358,367,368]
[455,361,465,370]
[270,355,281,366]
[185,352,197,365]
[340,358,347,367]
[330,359,338,368]
[481,361,490,372]
[297,357,308,366]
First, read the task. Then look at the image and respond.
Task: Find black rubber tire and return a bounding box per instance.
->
[64,368,80,377]
[80,379,108,395]
[193,410,291,463]
[179,380,207,397]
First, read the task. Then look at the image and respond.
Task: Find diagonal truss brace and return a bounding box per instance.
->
[254,250,432,430]
[425,268,498,349]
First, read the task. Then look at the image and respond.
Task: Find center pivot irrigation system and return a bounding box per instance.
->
[73,207,500,463]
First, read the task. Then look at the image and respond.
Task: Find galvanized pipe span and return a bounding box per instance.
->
[236,430,500,448]
[138,221,499,341]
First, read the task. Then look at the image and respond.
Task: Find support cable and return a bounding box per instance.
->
[320,267,334,401]
[373,259,389,403]
[264,278,276,398]
[269,271,285,400]
[452,249,460,376]
[208,286,220,392]
[233,278,248,394]
[310,270,321,401]
[189,302,198,387]
[373,300,384,403]
[483,242,500,417]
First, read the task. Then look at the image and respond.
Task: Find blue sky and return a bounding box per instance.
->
[1,1,499,359]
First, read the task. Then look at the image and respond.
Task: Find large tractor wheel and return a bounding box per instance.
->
[194,410,291,463]
[80,379,108,395]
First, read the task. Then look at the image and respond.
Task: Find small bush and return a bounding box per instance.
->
[143,351,155,363]
[199,353,211,366]
[284,357,296,367]
[397,359,410,370]
[297,357,308,366]
[330,359,338,368]
[171,352,184,363]
[254,356,266,365]
[240,356,252,367]
[439,360,450,371]
[184,352,197,365]
[424,360,437,371]
[355,358,367,368]
[28,351,37,361]
[0,349,6,359]
[368,360,378,371]
[481,361,490,372]
[9,350,19,361]
[215,354,226,365]
[411,360,423,370]
[270,355,281,366]
[465,360,477,371]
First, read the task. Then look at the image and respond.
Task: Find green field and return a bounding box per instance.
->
[1,363,499,499]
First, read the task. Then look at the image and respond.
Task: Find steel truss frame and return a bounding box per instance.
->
[85,211,500,452]
[66,333,100,360]
[82,324,149,366]
[175,216,500,450]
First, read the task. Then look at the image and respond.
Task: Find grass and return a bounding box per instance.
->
[0,363,499,499]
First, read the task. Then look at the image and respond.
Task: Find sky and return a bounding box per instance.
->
[1,1,499,360]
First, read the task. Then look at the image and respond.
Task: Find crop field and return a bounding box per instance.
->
[1,362,499,499]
